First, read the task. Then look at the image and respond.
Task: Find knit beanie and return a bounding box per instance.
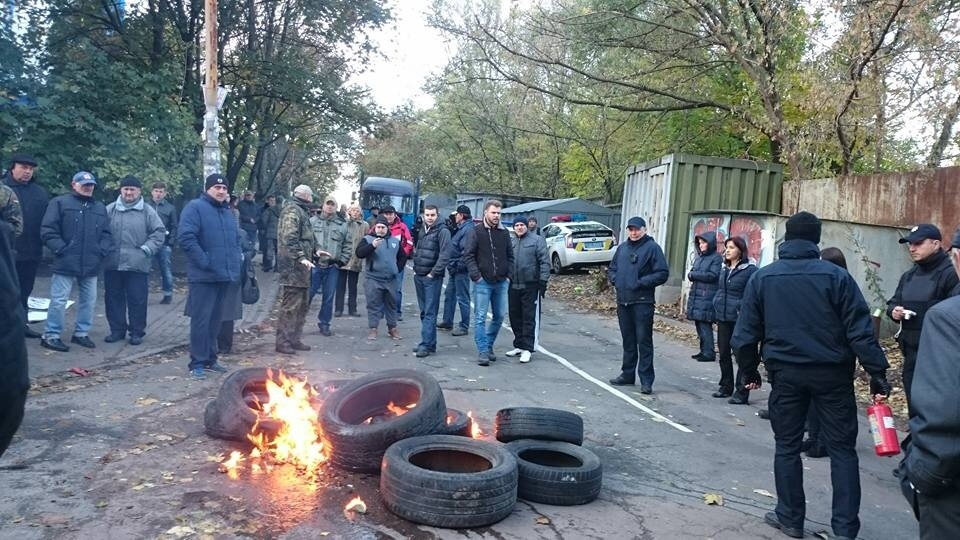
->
[784,211,821,243]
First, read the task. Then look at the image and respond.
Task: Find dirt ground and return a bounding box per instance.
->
[547,269,909,424]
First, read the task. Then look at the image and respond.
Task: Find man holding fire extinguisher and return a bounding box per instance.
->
[732,211,892,540]
[898,226,960,538]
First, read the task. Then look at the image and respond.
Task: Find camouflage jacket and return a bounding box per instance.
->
[277,198,316,288]
[0,184,23,245]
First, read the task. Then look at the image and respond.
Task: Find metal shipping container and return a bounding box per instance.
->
[621,154,784,302]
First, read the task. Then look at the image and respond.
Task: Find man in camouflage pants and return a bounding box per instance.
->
[275,184,318,355]
[0,183,23,248]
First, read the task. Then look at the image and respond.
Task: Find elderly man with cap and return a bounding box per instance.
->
[732,211,891,540]
[898,225,960,539]
[607,216,669,391]
[3,154,47,338]
[103,176,166,345]
[439,204,475,336]
[39,171,114,352]
[308,194,351,336]
[177,174,242,379]
[886,223,958,417]
[275,184,318,354]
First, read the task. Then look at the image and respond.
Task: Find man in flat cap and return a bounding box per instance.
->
[104,176,166,345]
[886,223,958,417]
[177,173,242,378]
[275,184,318,354]
[3,154,47,339]
[308,194,351,336]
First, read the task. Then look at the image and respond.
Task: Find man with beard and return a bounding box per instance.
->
[886,223,958,417]
[463,200,514,366]
[275,185,318,355]
[104,176,166,345]
[3,153,48,339]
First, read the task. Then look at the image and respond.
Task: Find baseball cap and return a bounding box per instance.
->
[627,216,646,229]
[382,205,397,213]
[73,171,97,185]
[899,224,942,244]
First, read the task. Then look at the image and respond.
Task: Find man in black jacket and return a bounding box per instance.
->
[899,226,960,539]
[886,223,958,417]
[412,205,450,358]
[147,182,178,304]
[40,172,114,352]
[237,190,259,248]
[3,153,49,338]
[463,200,514,366]
[732,211,891,540]
[0,223,28,458]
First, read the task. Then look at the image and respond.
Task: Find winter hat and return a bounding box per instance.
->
[120,175,142,189]
[205,173,227,190]
[784,211,821,243]
[456,205,471,216]
[512,215,528,226]
[627,216,646,229]
[292,184,313,201]
[375,215,389,226]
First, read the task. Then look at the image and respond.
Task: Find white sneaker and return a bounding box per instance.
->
[519,350,532,363]
[505,348,523,357]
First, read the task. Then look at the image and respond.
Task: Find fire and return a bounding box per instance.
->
[362,401,416,424]
[386,401,415,416]
[344,496,367,515]
[219,369,327,479]
[467,411,483,439]
[218,450,244,479]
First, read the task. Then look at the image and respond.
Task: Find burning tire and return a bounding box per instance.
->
[440,408,472,437]
[505,439,602,505]
[320,369,447,472]
[380,434,518,528]
[204,367,283,442]
[494,407,584,445]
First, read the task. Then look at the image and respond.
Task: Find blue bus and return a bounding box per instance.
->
[359,176,418,230]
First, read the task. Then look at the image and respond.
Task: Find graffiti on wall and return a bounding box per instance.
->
[687,214,776,268]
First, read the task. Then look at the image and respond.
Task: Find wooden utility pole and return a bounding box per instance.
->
[202,0,220,177]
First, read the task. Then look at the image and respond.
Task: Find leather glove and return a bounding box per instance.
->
[741,369,762,389]
[870,373,892,398]
[539,281,548,298]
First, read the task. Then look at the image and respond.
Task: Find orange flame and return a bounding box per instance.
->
[386,401,415,416]
[218,450,244,479]
[467,411,483,439]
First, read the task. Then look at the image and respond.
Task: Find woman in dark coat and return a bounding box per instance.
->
[687,232,722,362]
[712,236,757,403]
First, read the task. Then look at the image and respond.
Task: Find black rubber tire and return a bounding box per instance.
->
[440,408,472,437]
[494,407,584,445]
[379,434,518,528]
[320,369,447,472]
[505,439,602,505]
[204,367,284,442]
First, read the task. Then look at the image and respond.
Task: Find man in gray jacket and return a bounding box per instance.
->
[412,204,450,358]
[505,215,549,364]
[104,176,166,345]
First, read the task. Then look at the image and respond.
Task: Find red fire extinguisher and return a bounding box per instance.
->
[867,398,900,457]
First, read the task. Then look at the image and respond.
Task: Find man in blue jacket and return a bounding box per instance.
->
[40,171,114,352]
[732,211,891,540]
[607,216,669,393]
[177,174,242,379]
[439,205,474,336]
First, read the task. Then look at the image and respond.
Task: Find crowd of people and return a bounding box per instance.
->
[0,154,955,537]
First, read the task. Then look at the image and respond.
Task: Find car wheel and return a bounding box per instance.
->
[494,407,584,445]
[320,369,447,472]
[380,434,518,528]
[551,253,565,275]
[203,367,284,442]
[505,439,602,505]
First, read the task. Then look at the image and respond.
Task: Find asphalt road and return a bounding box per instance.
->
[0,271,915,540]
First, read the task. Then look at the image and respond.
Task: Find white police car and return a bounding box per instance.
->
[541,220,617,274]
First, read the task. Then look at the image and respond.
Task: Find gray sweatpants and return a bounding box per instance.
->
[365,277,398,330]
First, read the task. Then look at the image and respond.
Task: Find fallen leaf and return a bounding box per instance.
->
[136,397,159,406]
[95,501,107,508]
[753,489,776,498]
[704,493,724,506]
[535,516,551,525]
[735,418,745,426]
[11,516,23,523]
[154,434,173,442]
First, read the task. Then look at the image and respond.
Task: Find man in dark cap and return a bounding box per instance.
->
[3,153,48,339]
[439,204,475,335]
[104,176,166,345]
[607,216,669,392]
[40,172,114,352]
[886,223,958,417]
[732,211,892,540]
[177,173,242,379]
[899,225,960,539]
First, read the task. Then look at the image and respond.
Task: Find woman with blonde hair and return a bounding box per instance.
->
[335,205,366,317]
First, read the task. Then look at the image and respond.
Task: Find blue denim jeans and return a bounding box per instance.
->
[414,274,443,350]
[473,278,508,354]
[310,265,340,328]
[45,273,98,339]
[441,272,471,330]
[154,245,173,295]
